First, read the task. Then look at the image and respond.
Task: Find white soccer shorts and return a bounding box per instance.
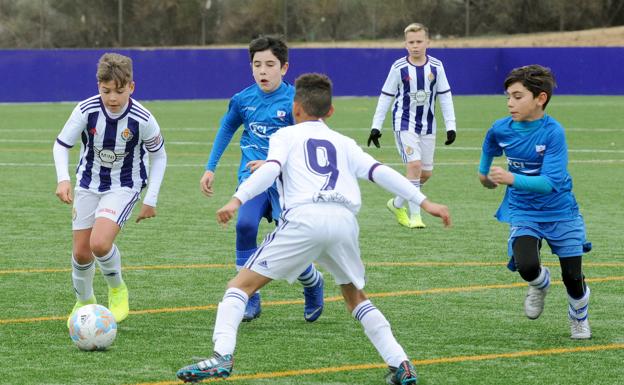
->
[72,187,141,230]
[393,131,436,171]
[245,203,367,290]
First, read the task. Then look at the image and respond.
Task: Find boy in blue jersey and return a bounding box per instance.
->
[478,65,591,339]
[199,35,324,322]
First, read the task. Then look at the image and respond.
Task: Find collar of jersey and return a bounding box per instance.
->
[100,97,133,121]
[256,81,286,98]
[510,116,546,135]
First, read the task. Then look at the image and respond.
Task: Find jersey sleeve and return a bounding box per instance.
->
[56,104,87,148]
[141,115,164,152]
[347,138,379,179]
[265,128,292,166]
[380,65,400,96]
[436,63,451,93]
[481,125,503,157]
[540,126,569,190]
[206,96,244,171]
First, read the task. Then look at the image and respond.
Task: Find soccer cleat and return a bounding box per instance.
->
[408,214,426,229]
[386,199,410,228]
[524,267,550,320]
[570,318,592,340]
[66,295,97,328]
[108,282,129,323]
[176,352,234,382]
[242,292,261,322]
[385,360,418,385]
[303,272,324,322]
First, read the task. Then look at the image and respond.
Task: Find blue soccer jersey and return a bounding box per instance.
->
[482,115,580,223]
[206,82,294,182]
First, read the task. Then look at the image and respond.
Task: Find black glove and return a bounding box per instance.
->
[445,130,456,145]
[367,129,382,148]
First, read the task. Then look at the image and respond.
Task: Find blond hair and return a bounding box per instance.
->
[96,53,133,88]
[404,23,429,38]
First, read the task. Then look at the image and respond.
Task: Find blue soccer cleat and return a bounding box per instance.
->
[386,360,418,385]
[242,292,261,322]
[303,272,324,322]
[176,352,234,383]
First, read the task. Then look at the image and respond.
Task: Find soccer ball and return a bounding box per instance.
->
[68,304,117,351]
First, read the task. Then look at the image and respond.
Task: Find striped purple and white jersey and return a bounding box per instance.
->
[372,55,455,134]
[56,95,164,193]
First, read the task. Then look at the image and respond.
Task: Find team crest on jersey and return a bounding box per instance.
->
[120,128,134,142]
[276,110,286,118]
[535,145,546,156]
[428,72,435,81]
[405,146,414,155]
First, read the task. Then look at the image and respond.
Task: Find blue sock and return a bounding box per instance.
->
[235,248,257,270]
[298,265,320,287]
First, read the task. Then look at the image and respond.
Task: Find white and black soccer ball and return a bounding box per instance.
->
[68,304,117,351]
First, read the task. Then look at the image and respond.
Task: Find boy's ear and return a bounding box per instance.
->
[325,105,335,119]
[281,62,289,76]
[129,81,135,94]
[537,91,548,107]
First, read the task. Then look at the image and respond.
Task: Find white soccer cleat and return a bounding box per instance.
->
[570,317,592,339]
[524,286,549,320]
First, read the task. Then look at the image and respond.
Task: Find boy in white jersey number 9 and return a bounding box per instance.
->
[53,53,167,327]
[368,22,457,229]
[176,73,451,384]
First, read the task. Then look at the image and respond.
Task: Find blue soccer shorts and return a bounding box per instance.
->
[507,215,589,258]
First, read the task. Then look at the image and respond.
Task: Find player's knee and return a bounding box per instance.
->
[89,237,113,257]
[513,236,541,281]
[235,217,259,239]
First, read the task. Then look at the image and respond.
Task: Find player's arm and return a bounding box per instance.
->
[216,160,281,225]
[202,97,244,197]
[437,65,457,145]
[478,152,498,189]
[137,123,167,223]
[368,67,398,148]
[53,105,85,204]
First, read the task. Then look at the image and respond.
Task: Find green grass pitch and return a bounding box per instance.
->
[0,95,622,385]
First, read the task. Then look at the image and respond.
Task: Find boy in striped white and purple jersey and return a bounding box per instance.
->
[368,23,457,229]
[53,53,167,326]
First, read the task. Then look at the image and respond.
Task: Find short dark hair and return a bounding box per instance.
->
[294,73,332,118]
[504,64,556,109]
[249,35,288,66]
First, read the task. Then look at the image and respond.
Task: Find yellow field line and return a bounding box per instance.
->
[1,275,621,325]
[131,343,624,385]
[1,260,623,275]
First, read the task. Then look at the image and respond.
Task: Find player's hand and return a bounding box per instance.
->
[200,170,215,197]
[216,197,242,226]
[136,204,156,223]
[420,200,452,227]
[367,129,382,148]
[445,130,456,145]
[56,180,73,204]
[488,166,514,186]
[479,173,498,189]
[246,160,266,173]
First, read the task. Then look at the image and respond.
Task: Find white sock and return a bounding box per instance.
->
[352,300,408,368]
[568,285,590,320]
[213,287,248,356]
[393,196,405,208]
[298,265,322,287]
[407,180,421,217]
[71,256,95,302]
[95,244,123,288]
[528,266,550,289]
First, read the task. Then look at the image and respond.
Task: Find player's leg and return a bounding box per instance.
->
[406,134,435,228]
[67,188,99,327]
[90,188,140,323]
[386,131,420,227]
[548,216,591,339]
[341,285,417,385]
[512,234,550,319]
[235,192,270,321]
[176,269,272,382]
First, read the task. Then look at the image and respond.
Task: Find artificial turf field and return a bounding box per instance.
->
[1,95,622,385]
